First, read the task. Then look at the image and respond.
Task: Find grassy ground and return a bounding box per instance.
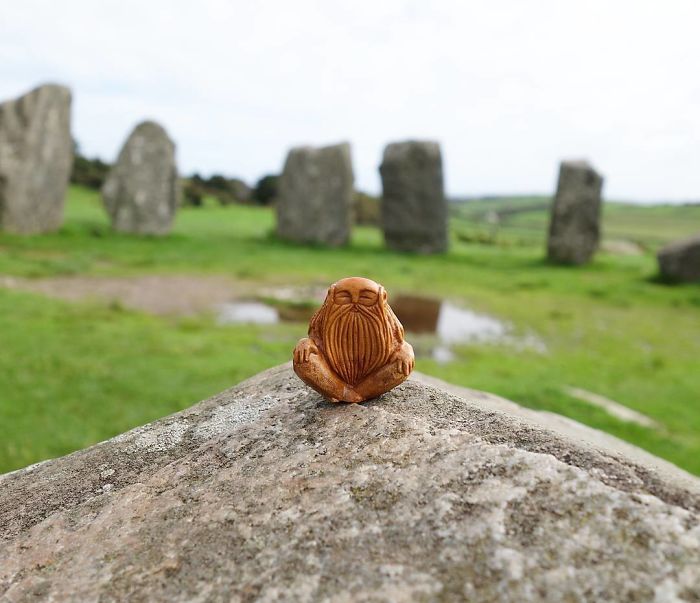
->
[1,187,699,474]
[451,195,700,247]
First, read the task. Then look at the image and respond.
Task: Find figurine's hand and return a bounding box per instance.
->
[396,355,414,376]
[294,338,318,364]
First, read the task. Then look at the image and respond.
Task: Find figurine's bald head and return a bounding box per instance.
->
[330,276,386,307]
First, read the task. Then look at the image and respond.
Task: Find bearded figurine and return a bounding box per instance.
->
[293,277,415,403]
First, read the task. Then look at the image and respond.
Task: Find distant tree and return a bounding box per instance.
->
[70,140,110,190]
[351,191,380,226]
[207,175,229,191]
[181,173,251,207]
[253,174,279,205]
[182,179,204,207]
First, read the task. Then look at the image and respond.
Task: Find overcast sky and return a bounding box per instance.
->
[2,1,699,202]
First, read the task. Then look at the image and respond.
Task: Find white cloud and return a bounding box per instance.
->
[1,0,699,201]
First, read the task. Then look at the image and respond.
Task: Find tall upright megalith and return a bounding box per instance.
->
[379,141,447,254]
[276,142,353,247]
[547,160,604,265]
[0,84,73,234]
[102,121,179,235]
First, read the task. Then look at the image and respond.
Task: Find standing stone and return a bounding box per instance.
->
[0,84,73,234]
[379,141,447,253]
[657,234,700,283]
[276,142,353,246]
[102,121,179,235]
[547,160,604,264]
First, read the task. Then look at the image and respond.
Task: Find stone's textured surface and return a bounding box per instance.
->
[415,372,697,490]
[658,234,700,283]
[380,140,447,253]
[102,121,179,235]
[547,160,604,264]
[276,142,353,246]
[1,365,699,602]
[0,84,73,234]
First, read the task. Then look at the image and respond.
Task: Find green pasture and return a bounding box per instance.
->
[0,186,699,475]
[451,195,700,248]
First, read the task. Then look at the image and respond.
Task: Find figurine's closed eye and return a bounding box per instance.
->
[358,289,378,306]
[334,290,352,305]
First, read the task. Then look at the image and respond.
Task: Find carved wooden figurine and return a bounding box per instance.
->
[293,277,415,402]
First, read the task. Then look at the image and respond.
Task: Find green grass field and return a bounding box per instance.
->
[451,195,700,248]
[1,186,699,475]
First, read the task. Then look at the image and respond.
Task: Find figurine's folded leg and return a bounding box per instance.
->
[352,341,415,401]
[293,341,361,403]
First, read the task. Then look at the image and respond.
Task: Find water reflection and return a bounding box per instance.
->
[218,294,545,363]
[218,301,278,324]
[392,296,507,343]
[392,295,534,362]
[390,295,441,333]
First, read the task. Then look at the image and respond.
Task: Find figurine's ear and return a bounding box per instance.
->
[381,287,387,303]
[310,284,335,337]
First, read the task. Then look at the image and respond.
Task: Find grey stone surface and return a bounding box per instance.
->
[658,233,700,283]
[547,160,604,265]
[414,372,696,492]
[102,121,179,235]
[0,84,73,234]
[380,140,447,253]
[276,142,353,246]
[1,364,699,602]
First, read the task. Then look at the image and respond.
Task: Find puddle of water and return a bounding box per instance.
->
[1,274,544,363]
[217,293,545,363]
[440,302,506,343]
[218,301,279,325]
[392,296,507,344]
[392,295,540,362]
[391,295,441,333]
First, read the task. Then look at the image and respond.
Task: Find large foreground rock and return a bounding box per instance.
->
[547,160,604,265]
[276,142,353,246]
[658,233,700,283]
[102,121,179,235]
[0,84,72,234]
[1,365,699,602]
[380,140,448,253]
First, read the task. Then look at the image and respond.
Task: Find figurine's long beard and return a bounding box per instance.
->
[324,303,393,386]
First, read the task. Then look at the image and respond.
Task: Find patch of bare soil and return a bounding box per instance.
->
[0,274,245,316]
